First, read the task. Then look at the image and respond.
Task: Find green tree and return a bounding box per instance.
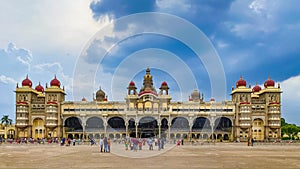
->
[1,115,12,126]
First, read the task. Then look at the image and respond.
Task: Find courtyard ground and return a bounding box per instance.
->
[0,142,299,169]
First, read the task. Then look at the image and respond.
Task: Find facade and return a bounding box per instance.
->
[0,124,15,139]
[15,68,282,142]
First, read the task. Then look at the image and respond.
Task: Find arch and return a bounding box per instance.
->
[32,118,45,139]
[192,117,211,131]
[138,116,158,128]
[68,134,73,139]
[109,133,114,139]
[65,116,83,132]
[138,116,158,138]
[223,134,229,140]
[95,133,100,139]
[170,133,175,139]
[252,118,264,141]
[171,117,189,131]
[86,116,104,132]
[214,117,232,132]
[128,118,136,129]
[161,118,168,129]
[217,134,222,140]
[107,116,125,132]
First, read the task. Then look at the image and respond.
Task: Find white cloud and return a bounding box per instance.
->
[156,0,191,13]
[0,0,108,56]
[33,62,73,97]
[281,75,300,124]
[0,75,17,84]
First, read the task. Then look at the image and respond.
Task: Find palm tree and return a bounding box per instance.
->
[1,115,12,126]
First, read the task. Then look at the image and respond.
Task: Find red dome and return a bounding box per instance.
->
[35,82,44,92]
[264,77,275,87]
[129,81,135,86]
[50,75,61,87]
[236,76,246,87]
[252,84,261,93]
[22,75,32,87]
[161,81,168,86]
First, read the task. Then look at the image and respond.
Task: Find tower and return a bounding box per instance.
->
[231,76,252,142]
[44,75,66,138]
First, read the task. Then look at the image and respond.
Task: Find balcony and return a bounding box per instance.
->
[46,123,57,127]
[16,123,28,127]
[16,117,28,120]
[46,116,58,120]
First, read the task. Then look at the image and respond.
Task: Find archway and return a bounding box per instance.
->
[252,118,264,141]
[128,118,136,137]
[7,129,15,139]
[171,117,189,131]
[65,117,83,132]
[86,116,104,132]
[107,116,125,132]
[33,118,44,139]
[214,117,232,132]
[138,116,158,138]
[192,117,211,131]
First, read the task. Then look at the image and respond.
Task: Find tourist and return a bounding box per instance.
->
[181,139,184,146]
[251,138,255,146]
[107,138,111,153]
[99,137,103,153]
[177,140,181,146]
[72,138,76,146]
[148,138,153,150]
[138,139,142,150]
[125,140,128,150]
[103,137,108,152]
[161,137,166,149]
[157,138,161,151]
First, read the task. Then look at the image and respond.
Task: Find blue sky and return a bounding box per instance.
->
[0,0,300,125]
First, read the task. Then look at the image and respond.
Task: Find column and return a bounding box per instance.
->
[168,123,171,139]
[211,122,214,140]
[125,122,128,137]
[62,126,65,138]
[135,122,138,138]
[158,123,161,138]
[28,126,32,138]
[104,123,107,137]
[230,126,234,141]
[82,123,86,140]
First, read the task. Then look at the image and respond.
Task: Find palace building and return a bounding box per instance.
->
[14,68,282,142]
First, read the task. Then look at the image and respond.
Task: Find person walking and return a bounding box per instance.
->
[99,137,103,153]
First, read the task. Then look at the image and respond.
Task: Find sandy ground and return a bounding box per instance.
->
[0,142,300,169]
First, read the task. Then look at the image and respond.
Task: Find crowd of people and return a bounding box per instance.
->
[123,137,167,151]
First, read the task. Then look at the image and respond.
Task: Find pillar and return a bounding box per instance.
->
[211,122,214,140]
[28,126,32,138]
[158,123,161,138]
[135,122,138,138]
[168,123,171,139]
[125,122,128,137]
[104,123,107,137]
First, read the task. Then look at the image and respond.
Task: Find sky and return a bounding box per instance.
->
[0,0,300,125]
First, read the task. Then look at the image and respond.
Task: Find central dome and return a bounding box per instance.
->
[35,82,44,92]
